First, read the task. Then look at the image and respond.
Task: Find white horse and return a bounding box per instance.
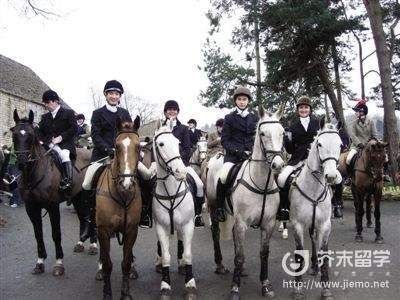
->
[189,136,208,177]
[152,121,197,300]
[228,107,285,300]
[289,122,342,300]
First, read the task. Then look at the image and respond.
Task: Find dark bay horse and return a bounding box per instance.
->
[11,110,91,275]
[96,116,142,300]
[340,139,387,243]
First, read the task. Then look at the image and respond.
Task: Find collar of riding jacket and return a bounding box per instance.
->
[105,103,118,113]
[51,105,61,119]
[235,106,249,118]
[163,118,180,128]
[300,116,310,131]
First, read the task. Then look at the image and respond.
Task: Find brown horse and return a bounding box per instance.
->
[96,116,142,300]
[11,110,91,275]
[340,138,387,243]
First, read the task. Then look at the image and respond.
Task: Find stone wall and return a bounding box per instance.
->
[0,91,45,146]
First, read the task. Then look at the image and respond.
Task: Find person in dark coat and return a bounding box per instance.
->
[162,100,205,227]
[214,86,259,222]
[38,90,78,191]
[277,96,320,221]
[75,114,91,148]
[187,119,202,149]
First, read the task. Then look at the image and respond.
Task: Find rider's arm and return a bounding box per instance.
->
[349,120,361,147]
[221,116,237,155]
[91,110,109,152]
[180,128,191,166]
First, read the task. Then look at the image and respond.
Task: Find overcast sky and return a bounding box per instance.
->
[0,0,388,127]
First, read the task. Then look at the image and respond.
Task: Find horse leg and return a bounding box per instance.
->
[121,226,138,300]
[48,204,64,276]
[155,222,172,299]
[373,192,383,244]
[72,196,90,253]
[308,227,319,276]
[230,218,246,300]
[292,221,305,300]
[354,191,364,242]
[317,221,333,300]
[181,221,197,300]
[366,194,373,228]
[177,237,185,275]
[98,228,112,300]
[156,241,162,274]
[260,219,275,298]
[211,217,229,274]
[25,203,47,274]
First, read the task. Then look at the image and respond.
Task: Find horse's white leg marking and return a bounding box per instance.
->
[121,137,131,189]
[98,262,102,270]
[37,258,44,264]
[55,258,63,265]
[181,220,194,266]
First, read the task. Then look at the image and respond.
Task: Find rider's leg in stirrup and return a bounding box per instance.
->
[277,166,294,222]
[187,167,205,227]
[215,162,233,222]
[138,162,156,228]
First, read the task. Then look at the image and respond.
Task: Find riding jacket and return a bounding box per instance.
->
[349,117,377,149]
[221,109,259,164]
[90,105,131,161]
[188,128,202,148]
[284,116,320,166]
[163,119,191,166]
[38,107,78,159]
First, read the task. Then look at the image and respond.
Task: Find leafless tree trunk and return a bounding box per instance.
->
[121,92,159,125]
[90,87,103,110]
[363,0,399,181]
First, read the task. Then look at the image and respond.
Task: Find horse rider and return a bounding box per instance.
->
[162,100,205,227]
[81,80,155,225]
[277,96,320,222]
[187,118,202,149]
[214,86,259,222]
[38,90,78,193]
[75,114,91,148]
[206,118,224,158]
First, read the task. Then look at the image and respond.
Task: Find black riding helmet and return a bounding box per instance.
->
[104,80,124,94]
[164,100,180,112]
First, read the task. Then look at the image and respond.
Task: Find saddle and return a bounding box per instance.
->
[224,162,244,214]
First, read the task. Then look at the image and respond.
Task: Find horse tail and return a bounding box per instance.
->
[219,214,234,241]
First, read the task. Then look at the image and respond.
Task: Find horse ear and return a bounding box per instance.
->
[319,116,326,129]
[258,106,265,118]
[133,116,140,131]
[13,109,20,124]
[28,110,34,124]
[116,115,123,132]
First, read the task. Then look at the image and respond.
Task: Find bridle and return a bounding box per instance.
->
[255,120,283,165]
[154,131,183,180]
[311,130,340,173]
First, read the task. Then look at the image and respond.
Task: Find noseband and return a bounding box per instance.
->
[315,130,340,167]
[257,120,283,164]
[154,131,182,178]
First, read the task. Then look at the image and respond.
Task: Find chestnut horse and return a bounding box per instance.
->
[96,116,142,300]
[11,110,91,276]
[340,138,387,243]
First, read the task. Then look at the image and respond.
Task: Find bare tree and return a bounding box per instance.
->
[121,92,160,125]
[90,87,103,110]
[363,0,399,181]
[5,0,61,18]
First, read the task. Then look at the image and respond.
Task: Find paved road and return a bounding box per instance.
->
[1,200,399,300]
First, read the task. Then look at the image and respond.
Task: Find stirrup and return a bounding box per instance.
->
[139,214,152,229]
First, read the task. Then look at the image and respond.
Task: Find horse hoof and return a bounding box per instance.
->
[355,235,363,243]
[229,291,240,300]
[129,266,139,280]
[95,269,104,281]
[309,268,319,276]
[155,264,162,274]
[178,265,185,275]
[184,287,197,300]
[88,245,98,255]
[321,287,333,300]
[367,222,373,228]
[73,244,84,253]
[282,229,288,240]
[32,263,45,275]
[262,281,275,298]
[160,288,171,300]
[215,264,229,275]
[53,264,65,276]
[375,236,384,244]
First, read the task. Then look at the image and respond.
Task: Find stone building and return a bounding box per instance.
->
[0,54,71,146]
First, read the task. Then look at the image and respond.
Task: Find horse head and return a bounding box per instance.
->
[257,105,285,173]
[113,115,141,190]
[153,120,187,181]
[196,135,208,162]
[10,109,37,167]
[314,122,342,184]
[364,138,387,180]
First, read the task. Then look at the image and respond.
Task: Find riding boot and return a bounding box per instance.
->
[383,162,391,182]
[194,196,205,227]
[332,184,344,219]
[214,179,227,222]
[278,183,290,222]
[60,161,73,205]
[139,176,154,228]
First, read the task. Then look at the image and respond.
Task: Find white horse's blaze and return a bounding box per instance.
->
[20,129,26,136]
[121,137,131,189]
